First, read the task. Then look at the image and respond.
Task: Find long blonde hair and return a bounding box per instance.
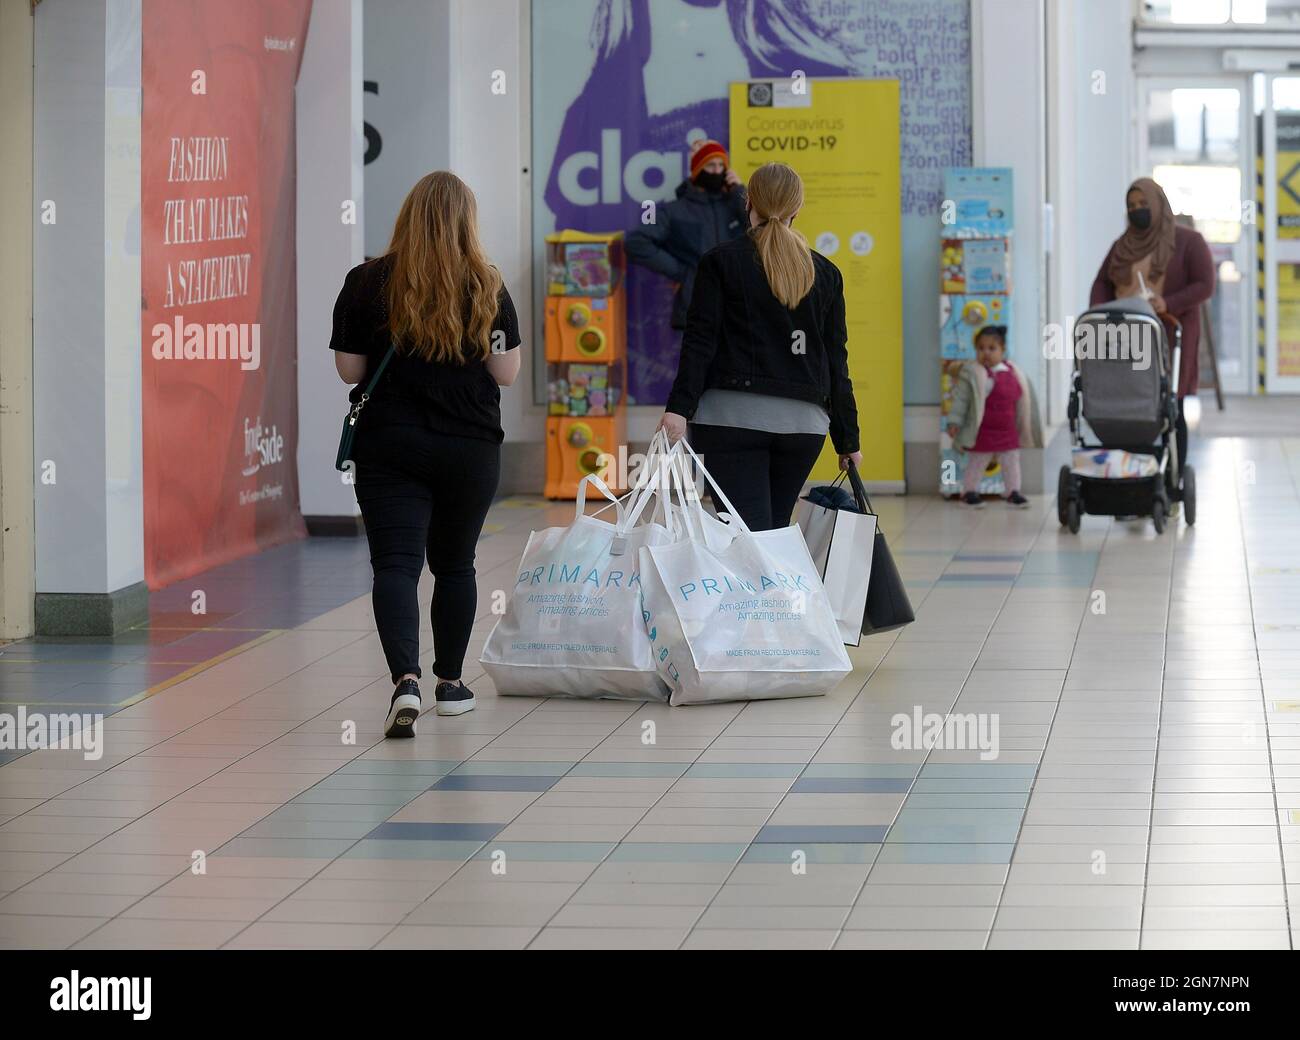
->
[747,162,814,308]
[385,171,503,363]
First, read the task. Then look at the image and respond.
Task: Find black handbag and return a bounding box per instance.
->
[335,345,397,471]
[843,461,915,635]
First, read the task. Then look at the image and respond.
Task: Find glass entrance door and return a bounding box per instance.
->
[1139,80,1252,395]
[1262,74,1300,392]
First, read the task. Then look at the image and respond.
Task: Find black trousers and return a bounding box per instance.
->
[353,422,500,684]
[688,424,826,531]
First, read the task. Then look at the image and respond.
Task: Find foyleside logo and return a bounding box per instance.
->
[556,129,684,206]
[50,972,151,1020]
[241,416,285,478]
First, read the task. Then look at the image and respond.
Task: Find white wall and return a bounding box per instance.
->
[33,0,145,595]
[970,0,1135,485]
[0,0,36,636]
[104,0,144,592]
[297,0,366,519]
[972,0,1047,414]
[448,0,540,447]
[362,0,452,259]
[1047,0,1135,423]
[296,0,537,515]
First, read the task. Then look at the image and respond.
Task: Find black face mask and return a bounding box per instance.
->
[695,171,727,194]
[1128,207,1152,231]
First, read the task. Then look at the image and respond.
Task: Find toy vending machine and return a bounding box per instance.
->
[939,168,1015,497]
[543,230,627,498]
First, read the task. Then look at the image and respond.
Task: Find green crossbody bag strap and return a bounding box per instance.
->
[336,343,398,471]
[357,343,397,406]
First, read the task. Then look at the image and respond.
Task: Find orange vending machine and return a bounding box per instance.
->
[543,230,627,498]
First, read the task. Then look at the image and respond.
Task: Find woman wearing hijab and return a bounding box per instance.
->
[1089,177,1215,478]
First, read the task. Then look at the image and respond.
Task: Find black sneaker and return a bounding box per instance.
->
[384,679,422,738]
[1007,491,1031,509]
[434,679,476,717]
[962,491,984,508]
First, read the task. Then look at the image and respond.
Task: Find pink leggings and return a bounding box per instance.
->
[963,449,1021,495]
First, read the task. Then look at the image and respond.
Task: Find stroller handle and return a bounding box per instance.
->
[1160,312,1182,399]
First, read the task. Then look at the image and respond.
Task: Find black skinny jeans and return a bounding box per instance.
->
[688,424,826,531]
[352,422,500,684]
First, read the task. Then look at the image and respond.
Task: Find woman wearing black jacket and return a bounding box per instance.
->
[658,162,861,531]
[331,171,521,738]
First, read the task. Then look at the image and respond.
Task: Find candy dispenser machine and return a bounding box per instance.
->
[543,230,627,498]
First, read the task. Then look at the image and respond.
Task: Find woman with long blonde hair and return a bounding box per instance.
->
[331,171,521,737]
[659,161,861,530]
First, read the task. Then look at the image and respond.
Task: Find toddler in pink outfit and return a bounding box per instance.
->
[946,325,1037,509]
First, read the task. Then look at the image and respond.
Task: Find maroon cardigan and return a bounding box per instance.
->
[1089,224,1216,398]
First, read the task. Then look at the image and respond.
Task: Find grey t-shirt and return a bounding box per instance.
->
[692,389,830,436]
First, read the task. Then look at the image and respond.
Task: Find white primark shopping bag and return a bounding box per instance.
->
[638,440,852,706]
[480,453,673,700]
[796,478,876,647]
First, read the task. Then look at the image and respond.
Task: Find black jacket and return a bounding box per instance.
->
[624,180,748,329]
[665,234,861,455]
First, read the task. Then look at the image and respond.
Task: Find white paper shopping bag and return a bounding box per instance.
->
[820,508,875,647]
[638,440,852,706]
[480,467,671,700]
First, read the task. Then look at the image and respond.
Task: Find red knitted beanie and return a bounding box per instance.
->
[690,140,729,178]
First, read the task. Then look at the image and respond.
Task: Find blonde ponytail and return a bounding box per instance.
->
[746,163,814,308]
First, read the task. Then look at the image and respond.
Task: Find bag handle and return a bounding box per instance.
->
[676,437,752,536]
[575,472,625,527]
[659,440,706,542]
[844,459,875,516]
[619,429,677,534]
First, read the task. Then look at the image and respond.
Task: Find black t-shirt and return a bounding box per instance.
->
[329,255,521,444]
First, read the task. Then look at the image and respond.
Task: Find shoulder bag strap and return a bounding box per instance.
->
[347,343,398,425]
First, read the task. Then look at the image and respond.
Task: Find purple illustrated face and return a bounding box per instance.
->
[539,0,972,403]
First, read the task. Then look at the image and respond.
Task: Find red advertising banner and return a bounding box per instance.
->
[141,0,312,589]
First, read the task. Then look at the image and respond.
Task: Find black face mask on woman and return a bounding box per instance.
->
[1128,207,1152,231]
[695,171,727,194]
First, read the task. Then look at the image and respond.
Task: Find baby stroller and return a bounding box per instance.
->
[1058,296,1196,534]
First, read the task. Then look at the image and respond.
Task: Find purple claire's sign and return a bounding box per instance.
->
[535,0,971,404]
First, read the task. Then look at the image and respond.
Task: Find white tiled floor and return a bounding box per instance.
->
[1,428,1297,949]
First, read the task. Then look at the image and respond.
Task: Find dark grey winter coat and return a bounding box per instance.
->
[625,180,748,329]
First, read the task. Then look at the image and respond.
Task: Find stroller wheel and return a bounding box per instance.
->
[1183,465,1196,526]
[1152,495,1167,534]
[1066,497,1081,534]
[1057,466,1072,526]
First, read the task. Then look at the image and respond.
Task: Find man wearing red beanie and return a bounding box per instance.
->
[626,137,748,330]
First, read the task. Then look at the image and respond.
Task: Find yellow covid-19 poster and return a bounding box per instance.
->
[728,78,903,485]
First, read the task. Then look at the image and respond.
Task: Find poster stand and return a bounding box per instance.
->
[728,77,904,488]
[939,168,1015,497]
